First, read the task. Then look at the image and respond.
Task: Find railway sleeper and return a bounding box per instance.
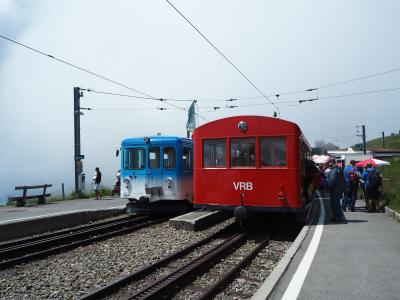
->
[129,232,247,300]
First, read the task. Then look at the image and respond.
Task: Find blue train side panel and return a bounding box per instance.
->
[120,136,193,204]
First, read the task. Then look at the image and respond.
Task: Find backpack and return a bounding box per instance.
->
[349,170,356,184]
[368,170,380,190]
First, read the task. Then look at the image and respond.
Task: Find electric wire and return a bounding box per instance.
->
[317,67,400,89]
[89,107,175,111]
[0,34,157,100]
[165,0,280,115]
[2,33,400,106]
[0,34,210,121]
[2,33,398,119]
[308,87,400,102]
[230,66,400,101]
[82,86,400,114]
[81,88,208,121]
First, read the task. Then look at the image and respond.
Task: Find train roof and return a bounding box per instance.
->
[121,136,192,147]
[193,115,302,137]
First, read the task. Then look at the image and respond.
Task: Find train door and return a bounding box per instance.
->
[181,143,194,202]
[147,144,162,199]
[161,145,177,199]
[121,146,147,198]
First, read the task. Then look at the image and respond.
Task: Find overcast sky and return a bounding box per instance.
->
[1,0,399,201]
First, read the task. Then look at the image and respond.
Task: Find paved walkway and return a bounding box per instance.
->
[0,197,126,223]
[270,197,400,300]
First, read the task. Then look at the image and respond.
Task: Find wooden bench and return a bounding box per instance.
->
[8,184,52,207]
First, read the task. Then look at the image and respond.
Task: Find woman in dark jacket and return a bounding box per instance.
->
[328,159,346,222]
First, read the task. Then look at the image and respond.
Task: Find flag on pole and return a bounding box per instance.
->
[186,100,196,133]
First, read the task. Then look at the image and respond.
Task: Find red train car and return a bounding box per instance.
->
[192,115,312,219]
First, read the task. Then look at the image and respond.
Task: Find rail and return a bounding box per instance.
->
[79,222,238,300]
[0,216,163,270]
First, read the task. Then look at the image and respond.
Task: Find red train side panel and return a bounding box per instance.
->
[193,115,310,213]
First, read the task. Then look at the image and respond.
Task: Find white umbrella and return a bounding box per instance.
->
[355,157,391,167]
[312,155,330,164]
[372,158,390,166]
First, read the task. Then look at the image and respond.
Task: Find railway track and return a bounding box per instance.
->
[80,221,280,300]
[0,216,164,270]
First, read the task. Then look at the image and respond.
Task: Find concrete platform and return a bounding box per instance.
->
[254,196,400,300]
[169,210,228,231]
[0,197,126,241]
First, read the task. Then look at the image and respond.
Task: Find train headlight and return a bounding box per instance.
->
[166,177,173,188]
[124,177,130,189]
[238,121,247,132]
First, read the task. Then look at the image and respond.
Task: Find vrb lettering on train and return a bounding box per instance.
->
[233,182,253,191]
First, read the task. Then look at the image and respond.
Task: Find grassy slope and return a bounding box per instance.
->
[364,134,400,212]
[365,133,400,149]
[381,157,400,212]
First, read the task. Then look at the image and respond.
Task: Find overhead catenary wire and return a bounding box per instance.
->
[79,85,400,114]
[0,34,157,100]
[2,33,397,128]
[317,67,400,89]
[231,66,400,101]
[87,107,175,111]
[0,34,209,121]
[165,0,280,115]
[2,33,400,107]
[81,88,208,121]
[83,74,400,105]
[298,87,400,104]
[80,89,157,101]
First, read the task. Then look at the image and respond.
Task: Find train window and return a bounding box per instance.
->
[230,138,256,167]
[260,137,287,166]
[149,147,160,169]
[182,146,192,171]
[123,147,146,170]
[163,147,176,170]
[204,139,226,167]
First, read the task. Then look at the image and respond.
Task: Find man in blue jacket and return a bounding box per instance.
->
[342,160,361,212]
[362,163,382,212]
[328,158,346,222]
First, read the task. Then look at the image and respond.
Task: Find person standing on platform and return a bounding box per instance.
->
[322,162,331,197]
[342,160,361,212]
[328,158,346,222]
[92,167,102,200]
[362,163,382,212]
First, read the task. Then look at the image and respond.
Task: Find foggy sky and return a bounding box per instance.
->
[1,0,399,201]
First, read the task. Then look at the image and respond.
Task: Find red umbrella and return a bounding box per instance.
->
[355,158,376,167]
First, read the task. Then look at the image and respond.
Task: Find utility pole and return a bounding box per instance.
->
[362,125,366,154]
[382,131,385,148]
[74,87,83,195]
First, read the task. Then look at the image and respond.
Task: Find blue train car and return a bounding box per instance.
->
[120,136,194,214]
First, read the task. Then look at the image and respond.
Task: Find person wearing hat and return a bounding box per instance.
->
[328,158,346,222]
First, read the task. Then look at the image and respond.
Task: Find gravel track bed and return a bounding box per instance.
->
[172,239,292,300]
[215,240,292,300]
[109,237,226,298]
[0,218,234,300]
